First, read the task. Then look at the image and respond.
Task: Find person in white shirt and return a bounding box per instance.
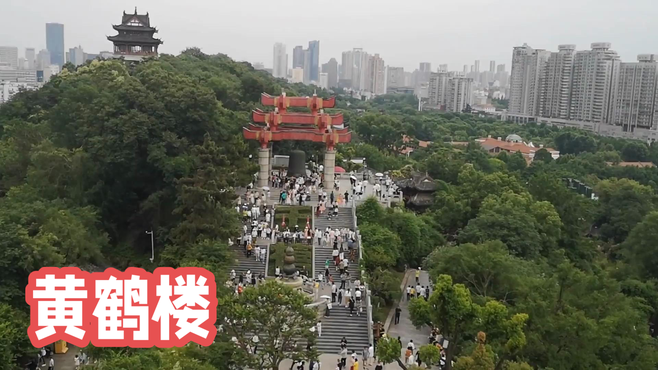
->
[260,248,267,264]
[252,335,260,353]
[48,357,55,370]
[316,321,322,337]
[255,246,261,261]
[368,344,375,366]
[407,340,415,351]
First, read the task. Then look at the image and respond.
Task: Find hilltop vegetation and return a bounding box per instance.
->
[2,49,658,369]
[0,50,320,368]
[348,96,658,369]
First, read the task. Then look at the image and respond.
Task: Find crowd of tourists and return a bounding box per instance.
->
[373,174,401,202]
[274,171,320,206]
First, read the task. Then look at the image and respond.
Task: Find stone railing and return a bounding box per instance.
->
[352,198,374,346]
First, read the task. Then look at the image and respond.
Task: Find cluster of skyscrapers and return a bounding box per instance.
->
[0,23,103,104]
[269,42,510,112]
[508,42,658,140]
[337,48,386,94]
[272,41,321,86]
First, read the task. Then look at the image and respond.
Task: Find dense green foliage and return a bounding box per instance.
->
[0,50,317,369]
[349,95,658,369]
[3,48,658,370]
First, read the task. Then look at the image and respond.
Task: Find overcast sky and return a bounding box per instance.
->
[3,0,658,72]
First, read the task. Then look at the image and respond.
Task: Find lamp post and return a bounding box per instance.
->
[146,230,154,263]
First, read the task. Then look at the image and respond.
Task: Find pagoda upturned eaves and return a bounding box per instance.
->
[107,8,163,61]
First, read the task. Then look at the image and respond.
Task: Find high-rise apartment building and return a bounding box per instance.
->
[307,40,320,83]
[612,54,658,130]
[420,62,432,73]
[428,72,451,107]
[438,64,448,72]
[509,44,551,116]
[463,65,469,73]
[352,48,370,91]
[490,61,496,72]
[386,67,405,90]
[569,43,620,124]
[291,67,304,83]
[68,45,85,66]
[25,48,36,70]
[369,54,386,95]
[341,51,353,81]
[0,47,19,68]
[36,49,51,70]
[474,60,480,73]
[292,46,304,69]
[447,77,473,112]
[46,23,65,68]
[321,58,339,88]
[539,44,576,119]
[428,72,473,112]
[319,73,329,89]
[497,64,506,72]
[303,49,311,84]
[272,43,288,78]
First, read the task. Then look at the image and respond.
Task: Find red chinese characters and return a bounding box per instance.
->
[26,267,217,348]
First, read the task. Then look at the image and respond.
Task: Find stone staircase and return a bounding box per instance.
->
[313,207,369,354]
[316,292,370,353]
[230,243,267,278]
[231,204,272,278]
[314,207,355,231]
[314,208,359,280]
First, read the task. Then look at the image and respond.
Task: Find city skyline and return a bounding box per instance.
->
[3,0,658,72]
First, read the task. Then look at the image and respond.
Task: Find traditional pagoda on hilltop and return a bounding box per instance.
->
[107,8,163,61]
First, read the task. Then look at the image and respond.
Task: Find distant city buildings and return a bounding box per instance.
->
[292,46,304,69]
[369,54,386,95]
[386,66,405,92]
[286,41,320,84]
[321,58,338,88]
[1,81,38,104]
[508,42,658,141]
[68,45,85,66]
[613,54,658,130]
[0,47,19,68]
[37,49,51,70]
[272,43,288,79]
[427,71,474,112]
[291,67,304,83]
[308,41,320,83]
[0,68,37,84]
[25,48,36,69]
[46,23,65,68]
[319,72,329,89]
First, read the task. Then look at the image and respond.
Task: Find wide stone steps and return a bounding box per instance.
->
[314,208,355,231]
[315,248,360,281]
[317,305,369,353]
[231,244,267,278]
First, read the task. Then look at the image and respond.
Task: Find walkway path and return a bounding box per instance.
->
[386,269,432,362]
